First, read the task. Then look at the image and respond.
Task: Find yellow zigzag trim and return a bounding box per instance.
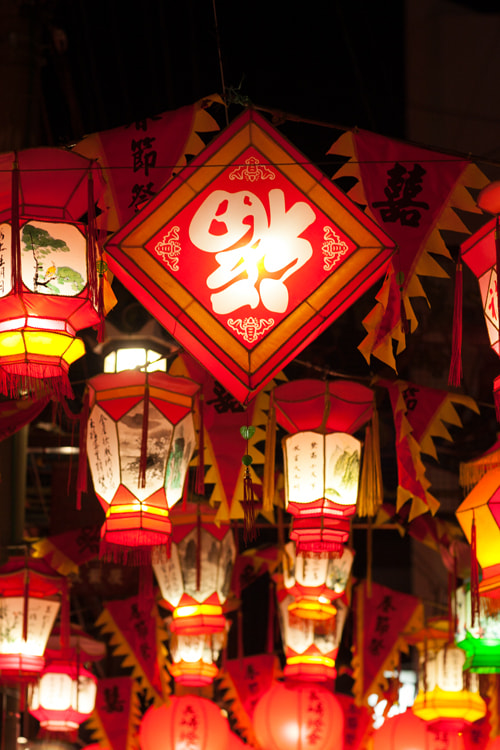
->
[31,537,80,576]
[95,607,163,706]
[85,681,141,750]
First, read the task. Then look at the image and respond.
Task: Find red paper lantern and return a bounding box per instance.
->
[274,379,373,553]
[153,508,235,685]
[85,370,200,561]
[0,148,107,398]
[373,711,464,750]
[0,557,66,683]
[139,696,230,750]
[253,681,344,750]
[105,109,394,403]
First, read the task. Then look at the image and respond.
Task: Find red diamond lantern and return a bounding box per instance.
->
[105,110,395,403]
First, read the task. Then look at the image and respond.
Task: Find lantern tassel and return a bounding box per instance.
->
[398,271,410,336]
[195,390,205,496]
[496,215,500,339]
[76,389,90,510]
[357,401,383,517]
[262,391,276,512]
[242,467,257,544]
[138,377,150,489]
[470,513,481,630]
[448,257,463,388]
[11,156,22,295]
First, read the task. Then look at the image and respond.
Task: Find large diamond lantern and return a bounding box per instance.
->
[86,370,199,560]
[153,509,236,686]
[274,379,373,554]
[0,149,107,398]
[105,110,394,403]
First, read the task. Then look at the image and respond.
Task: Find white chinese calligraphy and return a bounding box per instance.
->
[188,189,316,315]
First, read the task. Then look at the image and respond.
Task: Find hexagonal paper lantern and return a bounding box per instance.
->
[456,467,500,598]
[153,515,236,685]
[0,149,107,398]
[105,109,395,403]
[277,593,348,681]
[282,541,354,620]
[456,584,500,673]
[0,557,65,683]
[274,379,373,554]
[86,370,199,560]
[29,662,97,732]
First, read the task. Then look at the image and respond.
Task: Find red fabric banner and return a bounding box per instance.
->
[0,395,49,441]
[91,676,135,750]
[336,693,373,750]
[352,580,423,705]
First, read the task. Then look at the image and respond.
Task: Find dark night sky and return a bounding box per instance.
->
[42,1,406,145]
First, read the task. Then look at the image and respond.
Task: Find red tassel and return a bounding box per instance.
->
[76,390,90,510]
[196,504,202,591]
[397,271,410,335]
[195,390,205,496]
[11,156,21,295]
[138,379,150,489]
[470,514,481,630]
[60,578,70,652]
[87,169,98,309]
[448,258,463,387]
[22,564,29,642]
[242,467,257,544]
[496,216,500,334]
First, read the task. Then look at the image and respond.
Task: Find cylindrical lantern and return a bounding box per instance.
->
[277,593,348,682]
[407,620,486,732]
[29,662,97,731]
[456,467,500,598]
[85,370,200,560]
[373,710,465,750]
[0,148,108,399]
[282,541,354,620]
[274,379,372,554]
[154,506,236,685]
[456,585,500,673]
[0,557,65,683]
[139,696,230,750]
[253,681,344,750]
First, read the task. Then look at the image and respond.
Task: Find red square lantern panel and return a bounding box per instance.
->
[105,110,395,403]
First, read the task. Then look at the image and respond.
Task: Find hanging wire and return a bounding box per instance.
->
[211,0,229,127]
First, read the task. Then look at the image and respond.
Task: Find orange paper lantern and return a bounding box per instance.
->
[105,109,394,403]
[373,711,464,750]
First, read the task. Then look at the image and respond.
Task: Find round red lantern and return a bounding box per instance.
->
[273,379,373,554]
[85,370,200,561]
[0,148,108,399]
[0,556,66,683]
[373,710,464,750]
[253,681,344,750]
[139,696,230,750]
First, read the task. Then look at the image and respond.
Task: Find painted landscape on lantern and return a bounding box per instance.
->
[20,220,87,296]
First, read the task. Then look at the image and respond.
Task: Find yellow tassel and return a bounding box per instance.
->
[357,402,383,517]
[262,392,276,512]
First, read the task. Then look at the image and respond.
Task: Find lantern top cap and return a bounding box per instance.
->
[0,555,65,596]
[45,624,106,662]
[273,378,373,434]
[0,147,105,223]
[88,369,200,399]
[457,466,500,515]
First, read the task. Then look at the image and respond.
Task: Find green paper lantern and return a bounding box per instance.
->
[455,585,500,673]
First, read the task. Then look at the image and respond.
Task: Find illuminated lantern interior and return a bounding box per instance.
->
[253,681,344,750]
[407,619,485,732]
[0,148,107,398]
[274,379,372,554]
[154,509,236,685]
[139,696,230,750]
[0,557,64,683]
[85,370,199,561]
[456,585,500,673]
[456,467,500,598]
